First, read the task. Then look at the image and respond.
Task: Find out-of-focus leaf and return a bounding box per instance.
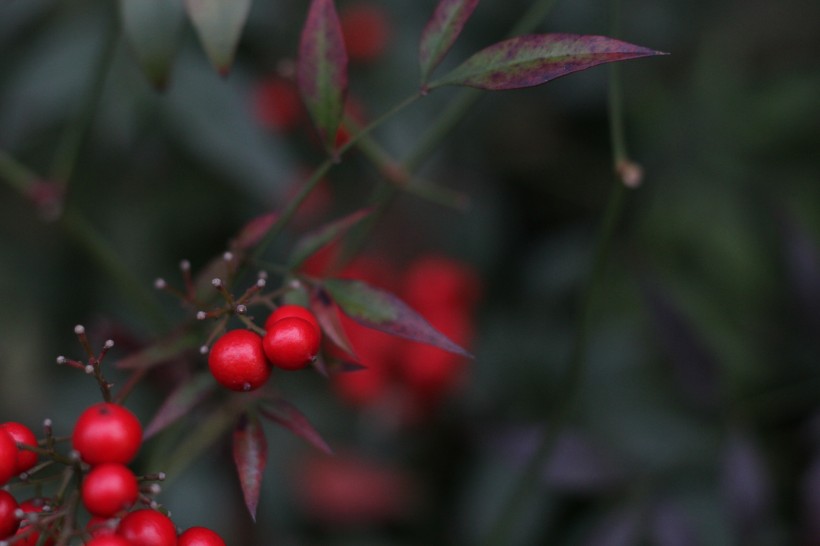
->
[800,451,820,541]
[183,0,251,76]
[418,0,479,87]
[297,0,348,154]
[323,278,471,357]
[231,212,278,251]
[649,500,702,546]
[310,287,359,361]
[233,412,268,521]
[116,331,198,371]
[260,397,332,455]
[430,33,665,91]
[288,208,372,269]
[118,0,184,89]
[778,210,820,334]
[144,372,217,439]
[582,506,643,546]
[721,430,772,538]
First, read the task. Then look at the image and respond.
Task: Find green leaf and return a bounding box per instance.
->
[118,0,185,89]
[233,412,267,522]
[183,0,252,76]
[430,33,666,91]
[419,0,480,87]
[260,397,332,455]
[297,0,348,155]
[323,278,471,357]
[144,373,217,439]
[288,208,372,269]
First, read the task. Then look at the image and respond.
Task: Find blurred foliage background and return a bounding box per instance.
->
[1,0,820,544]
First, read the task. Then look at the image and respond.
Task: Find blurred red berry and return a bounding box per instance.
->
[82,463,139,517]
[252,77,303,132]
[264,304,320,335]
[72,403,143,466]
[263,316,321,371]
[0,490,20,539]
[15,498,55,546]
[208,329,271,391]
[117,509,177,546]
[87,535,134,546]
[402,255,482,314]
[0,422,38,474]
[340,3,391,63]
[87,515,118,537]
[178,526,226,546]
[0,429,17,485]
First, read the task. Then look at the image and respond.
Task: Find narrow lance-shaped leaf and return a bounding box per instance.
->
[419,0,480,87]
[144,373,217,439]
[288,208,373,269]
[233,413,268,521]
[323,278,471,357]
[430,33,667,91]
[310,287,359,361]
[260,397,333,455]
[183,0,252,76]
[118,0,185,89]
[297,0,348,155]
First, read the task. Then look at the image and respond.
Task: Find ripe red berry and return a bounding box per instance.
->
[0,429,17,485]
[117,509,177,546]
[82,463,139,517]
[178,526,226,546]
[72,403,143,466]
[87,535,134,546]
[15,498,55,546]
[263,316,322,370]
[264,304,320,335]
[0,422,38,474]
[208,329,271,391]
[340,2,391,62]
[0,490,20,539]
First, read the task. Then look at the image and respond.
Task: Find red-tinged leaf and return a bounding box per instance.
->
[297,0,349,154]
[118,0,185,89]
[419,0,480,87]
[144,373,217,439]
[230,212,278,251]
[116,331,198,371]
[183,0,252,76]
[322,278,472,357]
[429,33,666,91]
[260,397,333,455]
[288,208,373,269]
[310,287,359,362]
[233,413,268,521]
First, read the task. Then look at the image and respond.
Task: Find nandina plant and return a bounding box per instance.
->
[0,0,665,544]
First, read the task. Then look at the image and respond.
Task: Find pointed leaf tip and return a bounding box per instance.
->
[297,0,349,154]
[184,0,252,75]
[431,33,665,91]
[419,0,480,85]
[261,398,333,455]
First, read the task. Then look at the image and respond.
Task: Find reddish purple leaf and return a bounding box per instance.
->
[430,33,666,91]
[260,397,333,455]
[144,372,217,439]
[322,278,472,357]
[310,287,359,362]
[233,413,268,521]
[288,208,373,269]
[419,0,480,87]
[297,0,348,154]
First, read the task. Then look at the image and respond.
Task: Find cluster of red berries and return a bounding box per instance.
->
[208,305,322,391]
[0,404,226,545]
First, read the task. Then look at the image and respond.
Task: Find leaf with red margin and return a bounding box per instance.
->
[233,413,267,521]
[183,0,251,76]
[288,208,373,269]
[297,0,349,155]
[322,278,471,357]
[144,372,217,439]
[419,0,480,86]
[118,0,185,90]
[430,33,666,91]
[260,397,333,455]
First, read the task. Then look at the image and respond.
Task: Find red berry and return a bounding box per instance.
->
[72,403,143,466]
[340,3,391,62]
[117,509,177,546]
[252,77,303,132]
[178,526,226,546]
[262,317,321,371]
[264,304,320,335]
[0,422,38,474]
[87,535,134,546]
[0,429,17,485]
[15,498,55,546]
[82,463,139,517]
[0,490,20,539]
[208,329,271,391]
